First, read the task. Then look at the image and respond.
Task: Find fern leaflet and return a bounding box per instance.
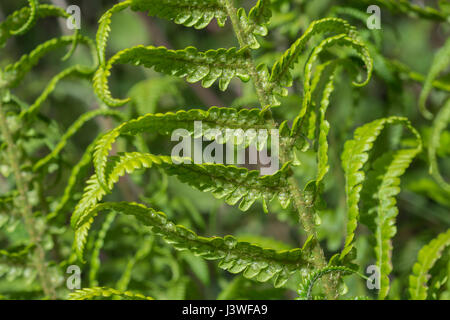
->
[409,229,450,300]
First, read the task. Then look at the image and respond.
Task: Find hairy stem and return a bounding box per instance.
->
[221,0,272,108]
[222,0,338,299]
[0,94,56,299]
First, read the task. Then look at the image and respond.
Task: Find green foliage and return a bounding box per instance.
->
[1,33,95,91]
[236,0,272,49]
[92,106,276,189]
[428,99,450,193]
[33,109,123,172]
[97,1,133,66]
[269,18,356,97]
[89,211,117,287]
[0,0,449,301]
[419,38,450,119]
[10,0,39,36]
[340,117,422,259]
[73,201,314,288]
[297,266,358,300]
[364,0,449,21]
[340,117,423,299]
[69,286,154,300]
[72,151,292,237]
[131,0,227,30]
[0,4,70,47]
[409,229,450,300]
[94,45,249,107]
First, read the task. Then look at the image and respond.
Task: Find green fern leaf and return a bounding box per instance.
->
[10,0,39,36]
[33,109,123,172]
[340,117,422,262]
[130,0,227,30]
[367,0,448,21]
[46,136,102,221]
[20,66,94,120]
[363,148,422,299]
[288,34,373,181]
[315,63,339,185]
[300,34,372,117]
[74,151,291,234]
[69,286,154,300]
[247,0,272,33]
[419,38,450,119]
[409,229,450,300]
[1,34,93,89]
[269,18,356,97]
[0,4,71,47]
[428,99,450,193]
[94,45,249,107]
[93,107,275,189]
[97,1,132,66]
[161,159,293,211]
[89,211,117,287]
[297,266,357,300]
[236,0,272,49]
[73,201,314,287]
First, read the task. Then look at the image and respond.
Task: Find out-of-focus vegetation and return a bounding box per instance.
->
[0,0,449,300]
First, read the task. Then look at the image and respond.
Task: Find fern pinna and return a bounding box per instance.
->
[0,0,449,300]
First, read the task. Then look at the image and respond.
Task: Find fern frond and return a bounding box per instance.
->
[409,229,450,300]
[2,34,93,88]
[20,66,94,121]
[389,59,450,93]
[290,59,341,147]
[74,202,314,287]
[330,6,383,48]
[97,1,132,66]
[161,159,293,211]
[94,45,249,107]
[71,149,292,260]
[116,237,153,291]
[47,135,103,221]
[10,0,39,36]
[77,151,291,234]
[0,4,70,47]
[20,35,97,119]
[428,99,450,193]
[93,107,275,189]
[70,175,108,234]
[364,148,422,299]
[130,0,227,30]
[269,18,356,96]
[315,63,339,185]
[419,38,450,119]
[340,117,422,261]
[301,34,372,115]
[236,0,272,49]
[289,33,373,180]
[89,211,117,287]
[68,286,154,300]
[297,266,357,300]
[247,0,272,32]
[33,109,123,172]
